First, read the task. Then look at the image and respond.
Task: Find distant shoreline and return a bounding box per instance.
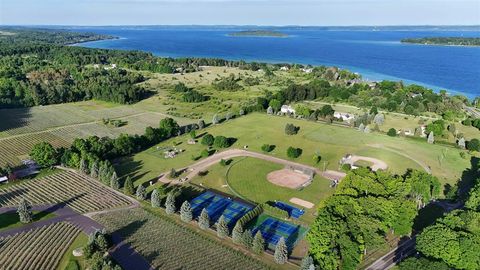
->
[228,30,288,38]
[401,37,480,47]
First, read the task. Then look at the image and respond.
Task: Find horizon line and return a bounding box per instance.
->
[1,24,480,28]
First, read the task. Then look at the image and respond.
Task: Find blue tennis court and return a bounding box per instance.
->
[251,217,301,249]
[274,201,305,219]
[190,191,253,227]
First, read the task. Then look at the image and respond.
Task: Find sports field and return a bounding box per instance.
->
[121,113,471,196]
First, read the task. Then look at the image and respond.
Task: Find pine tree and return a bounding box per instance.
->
[165,192,176,214]
[110,172,120,189]
[180,201,193,223]
[252,231,265,254]
[274,237,288,264]
[79,158,88,174]
[458,137,466,149]
[358,123,365,132]
[198,208,210,230]
[212,114,220,125]
[300,255,315,270]
[90,161,99,179]
[216,215,229,238]
[151,189,162,208]
[136,185,146,200]
[98,162,106,182]
[232,221,244,243]
[17,198,32,224]
[123,176,134,195]
[267,106,273,115]
[241,229,253,248]
[428,132,435,144]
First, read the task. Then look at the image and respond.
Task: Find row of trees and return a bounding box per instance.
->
[399,175,480,270]
[306,168,441,270]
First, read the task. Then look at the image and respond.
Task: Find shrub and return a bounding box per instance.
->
[261,144,274,153]
[285,123,299,135]
[263,203,289,219]
[201,149,210,158]
[341,163,352,172]
[201,134,214,146]
[214,136,230,148]
[467,138,480,152]
[287,147,302,159]
[387,128,397,137]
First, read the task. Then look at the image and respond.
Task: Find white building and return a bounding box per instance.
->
[280,66,289,71]
[334,112,355,122]
[281,105,296,114]
[301,68,313,74]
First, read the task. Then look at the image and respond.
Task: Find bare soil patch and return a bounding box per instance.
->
[266,168,311,189]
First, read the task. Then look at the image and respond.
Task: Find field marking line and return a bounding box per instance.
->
[367,144,431,173]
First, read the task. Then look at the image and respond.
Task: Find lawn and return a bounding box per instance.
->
[118,113,474,198]
[0,211,56,231]
[56,232,88,270]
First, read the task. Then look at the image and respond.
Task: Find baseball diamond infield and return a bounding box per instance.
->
[267,168,312,189]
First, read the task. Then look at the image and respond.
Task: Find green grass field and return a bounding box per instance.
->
[0,211,56,231]
[56,232,88,270]
[119,113,474,197]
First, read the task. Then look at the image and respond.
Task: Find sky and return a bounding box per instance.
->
[0,0,479,26]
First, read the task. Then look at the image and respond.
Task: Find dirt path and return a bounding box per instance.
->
[368,144,431,173]
[346,155,388,171]
[159,148,342,184]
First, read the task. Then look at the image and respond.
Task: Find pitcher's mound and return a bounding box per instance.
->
[267,169,312,189]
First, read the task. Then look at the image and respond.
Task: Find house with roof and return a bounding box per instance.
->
[334,112,355,123]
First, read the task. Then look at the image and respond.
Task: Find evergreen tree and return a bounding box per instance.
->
[212,114,220,125]
[300,255,315,270]
[79,158,88,174]
[198,119,205,129]
[90,161,99,179]
[123,176,134,195]
[136,184,146,200]
[232,221,244,243]
[358,123,365,132]
[458,137,466,149]
[274,237,288,264]
[151,189,162,208]
[252,231,265,254]
[216,215,229,238]
[241,229,254,248]
[428,132,435,144]
[110,173,120,189]
[165,192,176,214]
[180,201,193,223]
[198,208,210,230]
[17,198,33,224]
[267,106,274,115]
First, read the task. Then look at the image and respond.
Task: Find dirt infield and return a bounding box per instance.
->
[321,170,347,182]
[267,168,311,189]
[289,198,314,209]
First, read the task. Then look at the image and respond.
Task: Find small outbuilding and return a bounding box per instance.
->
[280,105,296,115]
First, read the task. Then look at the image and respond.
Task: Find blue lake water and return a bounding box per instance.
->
[72,26,480,98]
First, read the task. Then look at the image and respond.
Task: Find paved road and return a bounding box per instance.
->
[0,204,153,270]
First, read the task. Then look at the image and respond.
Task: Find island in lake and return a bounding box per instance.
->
[401,37,480,46]
[228,30,288,37]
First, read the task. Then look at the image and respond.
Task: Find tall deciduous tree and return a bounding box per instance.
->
[30,142,58,167]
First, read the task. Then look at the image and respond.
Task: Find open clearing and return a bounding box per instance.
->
[0,222,80,270]
[120,113,470,194]
[0,170,132,213]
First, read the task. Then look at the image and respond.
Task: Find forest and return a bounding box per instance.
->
[402,37,480,46]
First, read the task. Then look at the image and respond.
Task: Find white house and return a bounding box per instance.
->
[280,66,289,71]
[281,105,296,114]
[301,68,313,74]
[334,112,355,122]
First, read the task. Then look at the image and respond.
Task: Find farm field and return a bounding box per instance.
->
[120,113,471,194]
[93,207,277,270]
[0,222,81,270]
[56,232,89,270]
[0,99,190,166]
[0,170,132,213]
